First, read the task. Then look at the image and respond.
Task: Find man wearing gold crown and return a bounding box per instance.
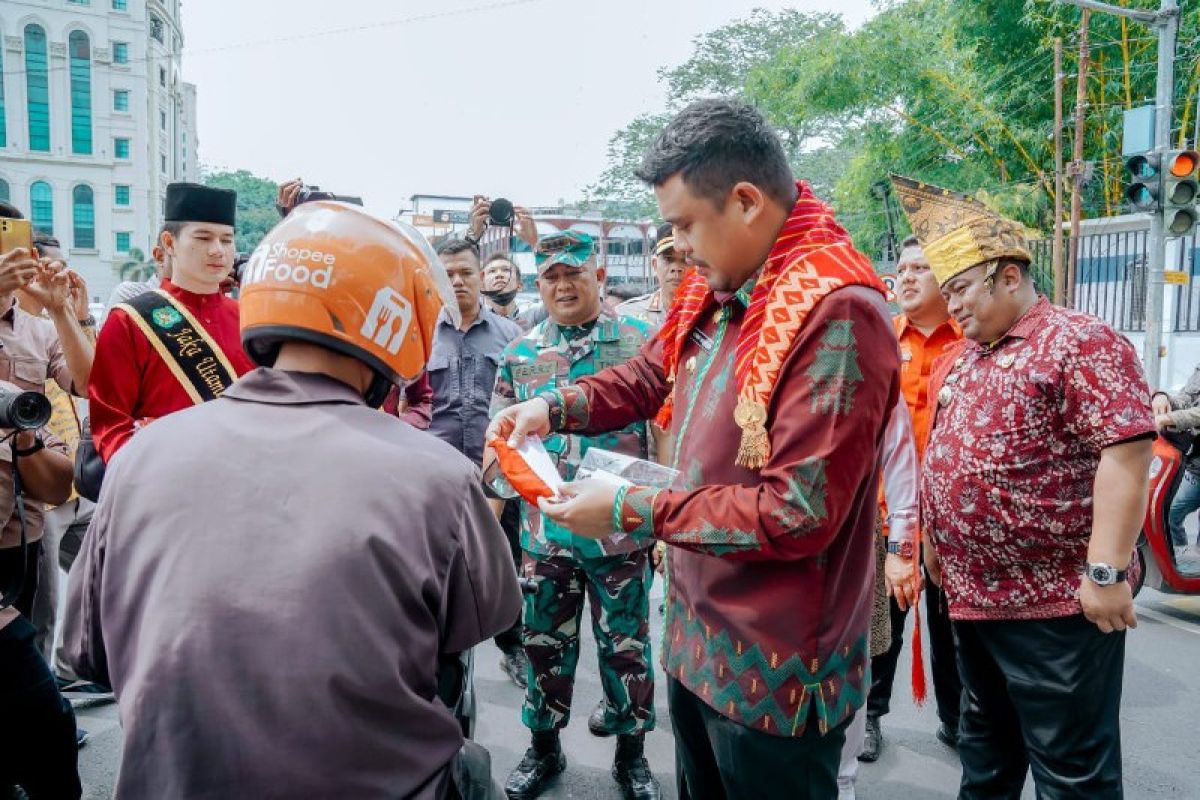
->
[488,98,900,800]
[891,175,1155,798]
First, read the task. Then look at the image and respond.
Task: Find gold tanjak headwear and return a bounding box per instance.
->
[890,174,1032,286]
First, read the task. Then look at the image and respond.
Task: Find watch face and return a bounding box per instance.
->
[1090,565,1115,584]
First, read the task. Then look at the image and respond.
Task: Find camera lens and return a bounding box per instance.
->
[0,389,51,431]
[489,198,515,227]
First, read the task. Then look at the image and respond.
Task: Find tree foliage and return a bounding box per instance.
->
[594,1,1200,256]
[201,168,281,253]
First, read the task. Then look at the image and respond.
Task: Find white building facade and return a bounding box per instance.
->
[0,0,198,304]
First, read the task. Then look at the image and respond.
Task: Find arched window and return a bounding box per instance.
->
[73,185,94,248]
[69,31,92,155]
[0,180,9,202]
[30,181,53,235]
[24,25,50,152]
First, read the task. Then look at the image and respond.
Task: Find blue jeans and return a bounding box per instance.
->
[1168,469,1200,547]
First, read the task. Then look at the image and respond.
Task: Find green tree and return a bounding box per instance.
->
[116,247,155,282]
[594,1,1200,259]
[201,168,281,253]
[588,9,843,214]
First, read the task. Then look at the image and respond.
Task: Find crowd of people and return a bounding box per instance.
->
[0,97,1161,800]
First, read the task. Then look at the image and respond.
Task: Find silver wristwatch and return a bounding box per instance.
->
[1085,562,1128,586]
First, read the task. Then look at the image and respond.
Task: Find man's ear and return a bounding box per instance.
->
[731,181,767,226]
[1001,260,1025,292]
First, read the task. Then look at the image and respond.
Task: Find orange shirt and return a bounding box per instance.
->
[894,314,962,463]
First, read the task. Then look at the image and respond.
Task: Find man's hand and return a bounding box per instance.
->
[486,398,551,448]
[25,260,72,313]
[537,479,620,539]
[1156,412,1176,432]
[515,206,538,249]
[277,178,303,217]
[1151,393,1172,417]
[650,541,667,574]
[1078,577,1137,634]
[884,551,920,611]
[69,270,90,321]
[468,195,491,240]
[0,249,40,295]
[924,545,943,588]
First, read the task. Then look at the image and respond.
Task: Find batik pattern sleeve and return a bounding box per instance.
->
[613,291,898,562]
[1060,320,1156,452]
[546,335,672,435]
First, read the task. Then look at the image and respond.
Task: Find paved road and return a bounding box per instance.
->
[74,582,1200,799]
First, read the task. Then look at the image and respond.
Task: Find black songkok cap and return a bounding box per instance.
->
[164,182,236,226]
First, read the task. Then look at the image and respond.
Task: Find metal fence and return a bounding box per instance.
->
[1029,229,1200,332]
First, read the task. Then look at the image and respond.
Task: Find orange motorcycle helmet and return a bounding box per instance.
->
[239,201,458,403]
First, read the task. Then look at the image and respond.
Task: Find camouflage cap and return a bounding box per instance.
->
[535,230,596,275]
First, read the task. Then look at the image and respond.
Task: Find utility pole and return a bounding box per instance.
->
[1054,38,1066,305]
[1066,12,1089,309]
[1059,0,1180,389]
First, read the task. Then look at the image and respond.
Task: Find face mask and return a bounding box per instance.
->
[482,287,519,307]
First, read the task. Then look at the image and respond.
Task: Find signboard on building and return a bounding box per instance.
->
[434,209,470,225]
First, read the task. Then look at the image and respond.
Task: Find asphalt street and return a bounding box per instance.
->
[72,581,1200,799]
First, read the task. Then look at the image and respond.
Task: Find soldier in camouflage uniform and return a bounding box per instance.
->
[492,230,660,800]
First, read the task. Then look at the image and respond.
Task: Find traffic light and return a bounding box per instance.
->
[1163,149,1200,236]
[1125,152,1162,212]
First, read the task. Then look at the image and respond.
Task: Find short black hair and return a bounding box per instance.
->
[900,234,920,250]
[484,252,515,268]
[162,221,185,240]
[0,201,24,220]
[635,98,796,209]
[436,238,480,262]
[32,232,61,251]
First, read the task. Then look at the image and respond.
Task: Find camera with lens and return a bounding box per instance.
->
[488,197,515,227]
[280,185,365,218]
[0,388,51,431]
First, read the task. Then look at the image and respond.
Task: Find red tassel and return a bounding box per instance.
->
[910,541,927,706]
[911,596,928,706]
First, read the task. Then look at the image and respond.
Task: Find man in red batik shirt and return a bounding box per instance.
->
[489,99,900,800]
[894,175,1155,799]
[89,183,254,463]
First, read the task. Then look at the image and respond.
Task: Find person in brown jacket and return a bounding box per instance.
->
[66,203,520,799]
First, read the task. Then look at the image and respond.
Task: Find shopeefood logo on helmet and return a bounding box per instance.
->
[240,241,337,289]
[361,288,413,356]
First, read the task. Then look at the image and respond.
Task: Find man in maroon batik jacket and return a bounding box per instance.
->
[489,99,900,800]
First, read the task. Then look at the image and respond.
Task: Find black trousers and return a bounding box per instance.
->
[669,677,848,800]
[0,614,81,799]
[869,567,961,728]
[954,614,1124,799]
[493,500,523,654]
